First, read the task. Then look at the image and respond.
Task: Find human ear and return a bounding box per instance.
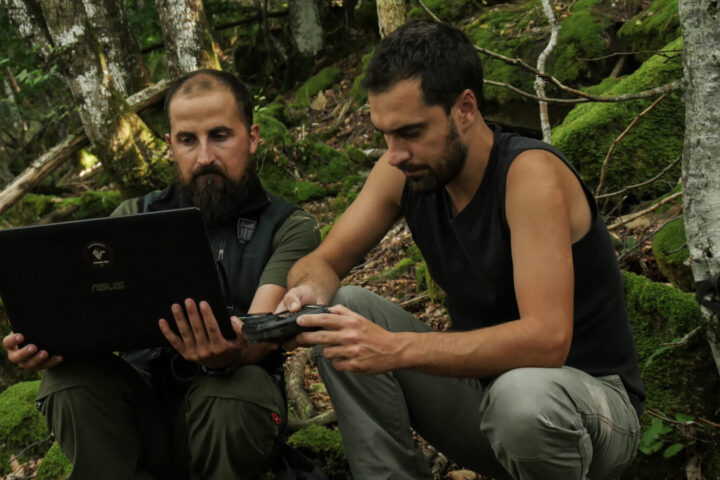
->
[454,89,478,130]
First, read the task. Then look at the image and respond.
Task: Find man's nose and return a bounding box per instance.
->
[196,139,215,166]
[386,137,411,167]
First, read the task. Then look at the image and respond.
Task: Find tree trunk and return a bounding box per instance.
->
[5,0,172,196]
[288,0,324,58]
[154,0,220,78]
[377,0,405,38]
[80,0,150,96]
[678,0,720,376]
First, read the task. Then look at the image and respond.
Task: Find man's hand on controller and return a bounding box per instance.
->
[293,304,402,375]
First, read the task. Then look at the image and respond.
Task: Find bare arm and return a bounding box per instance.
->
[281,155,406,309]
[298,150,588,378]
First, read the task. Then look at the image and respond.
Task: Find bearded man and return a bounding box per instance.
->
[278,21,645,480]
[3,69,320,480]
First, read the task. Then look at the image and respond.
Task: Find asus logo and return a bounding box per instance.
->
[90,281,125,292]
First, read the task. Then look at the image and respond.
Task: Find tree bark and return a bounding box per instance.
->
[5,0,171,196]
[154,0,220,78]
[288,0,324,58]
[80,0,150,96]
[377,0,405,38]
[678,0,720,376]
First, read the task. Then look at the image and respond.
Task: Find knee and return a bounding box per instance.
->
[481,368,583,458]
[331,286,376,315]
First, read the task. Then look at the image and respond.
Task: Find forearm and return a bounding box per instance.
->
[394,318,570,378]
[286,254,342,305]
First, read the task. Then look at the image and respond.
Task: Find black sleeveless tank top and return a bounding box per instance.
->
[401,124,645,414]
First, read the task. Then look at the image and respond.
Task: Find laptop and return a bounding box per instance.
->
[0,207,234,356]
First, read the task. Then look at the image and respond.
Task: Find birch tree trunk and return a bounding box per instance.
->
[4,0,172,195]
[154,0,220,78]
[678,0,720,375]
[288,0,324,58]
[81,0,150,96]
[377,0,405,38]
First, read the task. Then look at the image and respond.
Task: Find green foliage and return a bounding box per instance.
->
[652,218,693,291]
[287,425,348,479]
[552,37,684,204]
[637,416,690,458]
[0,381,51,473]
[617,0,681,61]
[35,442,72,480]
[0,191,124,227]
[293,68,343,109]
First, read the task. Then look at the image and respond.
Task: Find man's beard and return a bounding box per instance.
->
[176,164,253,227]
[406,120,468,194]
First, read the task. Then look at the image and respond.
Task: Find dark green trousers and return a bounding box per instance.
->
[37,354,285,480]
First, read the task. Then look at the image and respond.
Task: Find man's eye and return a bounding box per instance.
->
[178,136,195,145]
[401,130,421,139]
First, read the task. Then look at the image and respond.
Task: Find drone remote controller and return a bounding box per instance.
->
[241,305,330,344]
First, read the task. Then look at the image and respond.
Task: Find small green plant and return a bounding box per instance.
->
[638,414,696,459]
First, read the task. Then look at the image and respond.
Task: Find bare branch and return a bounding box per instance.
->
[608,191,683,231]
[582,49,683,62]
[595,93,669,195]
[484,79,683,104]
[534,0,560,143]
[596,155,682,199]
[617,215,682,262]
[418,0,443,23]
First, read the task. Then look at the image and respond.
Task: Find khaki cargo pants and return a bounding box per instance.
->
[316,286,641,480]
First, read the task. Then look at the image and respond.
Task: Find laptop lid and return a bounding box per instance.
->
[0,207,234,356]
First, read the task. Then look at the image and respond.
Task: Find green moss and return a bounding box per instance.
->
[408,0,478,22]
[351,51,373,105]
[622,271,720,478]
[287,425,348,479]
[618,0,681,61]
[0,381,51,473]
[415,261,428,292]
[652,218,693,291]
[381,257,416,281]
[552,37,684,203]
[294,67,343,109]
[35,442,72,480]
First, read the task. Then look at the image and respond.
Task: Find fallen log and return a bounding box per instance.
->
[0,79,172,217]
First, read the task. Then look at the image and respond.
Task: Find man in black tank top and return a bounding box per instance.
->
[278,20,645,480]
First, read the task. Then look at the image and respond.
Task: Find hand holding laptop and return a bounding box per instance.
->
[159,298,247,370]
[2,331,63,371]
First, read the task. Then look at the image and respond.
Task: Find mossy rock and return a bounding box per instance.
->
[35,442,72,480]
[617,0,681,61]
[293,67,343,109]
[622,271,720,479]
[287,425,349,479]
[652,218,694,292]
[551,37,684,204]
[465,0,619,104]
[0,380,51,474]
[369,257,416,283]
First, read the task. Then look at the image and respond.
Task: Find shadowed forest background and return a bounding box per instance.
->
[0,0,719,479]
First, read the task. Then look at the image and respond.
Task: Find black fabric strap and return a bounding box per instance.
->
[696,274,720,316]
